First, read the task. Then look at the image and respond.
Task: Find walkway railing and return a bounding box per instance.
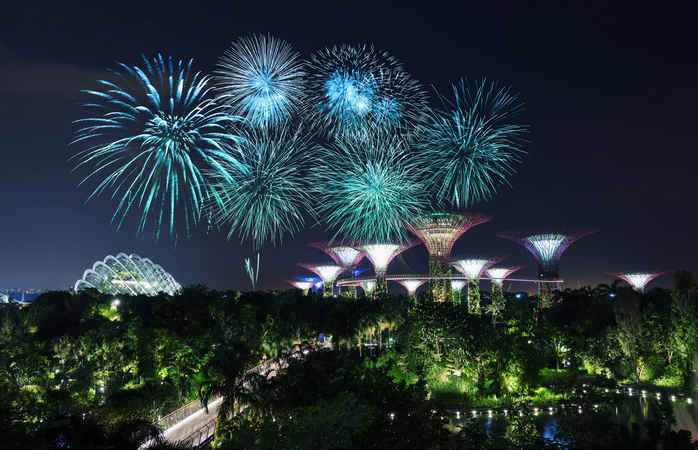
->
[155,394,221,431]
[180,416,218,447]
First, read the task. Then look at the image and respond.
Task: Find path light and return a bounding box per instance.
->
[687,398,693,404]
[671,395,676,402]
[455,411,460,419]
[389,412,395,420]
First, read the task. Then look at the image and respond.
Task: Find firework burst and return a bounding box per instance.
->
[418,78,528,208]
[312,132,429,243]
[307,44,426,139]
[216,34,306,127]
[208,125,313,249]
[71,54,242,240]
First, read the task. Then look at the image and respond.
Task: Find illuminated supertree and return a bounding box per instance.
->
[417,78,528,209]
[285,279,314,295]
[307,44,427,140]
[312,132,429,244]
[308,242,364,267]
[407,211,491,302]
[485,265,524,322]
[608,271,668,293]
[394,278,427,297]
[450,280,466,305]
[216,34,306,127]
[359,242,417,297]
[498,230,598,307]
[297,263,345,297]
[449,257,503,314]
[360,280,376,297]
[71,54,242,240]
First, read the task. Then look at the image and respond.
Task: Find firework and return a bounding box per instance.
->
[216,34,306,127]
[418,79,528,208]
[312,132,429,243]
[307,44,426,139]
[71,54,241,239]
[208,126,312,249]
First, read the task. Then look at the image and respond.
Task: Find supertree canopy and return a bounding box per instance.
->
[74,253,181,296]
[408,211,491,302]
[417,79,528,209]
[359,243,416,276]
[360,280,376,295]
[307,44,426,139]
[394,279,427,296]
[297,263,345,297]
[71,54,242,240]
[208,125,312,249]
[497,230,598,276]
[312,132,429,244]
[608,271,668,293]
[308,242,364,267]
[486,265,524,287]
[216,34,306,127]
[285,279,314,292]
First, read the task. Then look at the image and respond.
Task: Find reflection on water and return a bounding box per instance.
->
[673,396,697,442]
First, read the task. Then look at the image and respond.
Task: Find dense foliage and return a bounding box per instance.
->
[2,271,697,448]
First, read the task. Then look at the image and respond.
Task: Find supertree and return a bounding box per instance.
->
[309,242,365,297]
[407,211,491,302]
[417,78,528,209]
[216,34,306,127]
[297,263,345,297]
[71,54,242,240]
[450,280,466,306]
[608,271,668,293]
[285,279,314,295]
[312,132,429,244]
[306,44,427,140]
[360,280,376,297]
[358,242,417,298]
[208,125,312,250]
[485,265,524,322]
[393,278,428,297]
[449,257,503,314]
[498,230,598,307]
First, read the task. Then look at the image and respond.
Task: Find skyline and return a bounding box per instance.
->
[1,3,697,291]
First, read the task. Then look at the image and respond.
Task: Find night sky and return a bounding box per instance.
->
[2,2,696,292]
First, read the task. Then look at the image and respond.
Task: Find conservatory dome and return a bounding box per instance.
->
[74,253,181,296]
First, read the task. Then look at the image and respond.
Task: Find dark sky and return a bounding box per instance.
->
[1,2,696,292]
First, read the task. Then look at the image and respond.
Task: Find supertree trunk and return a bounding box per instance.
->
[428,259,451,302]
[452,289,462,306]
[323,281,333,297]
[467,281,481,314]
[373,276,388,299]
[490,284,505,323]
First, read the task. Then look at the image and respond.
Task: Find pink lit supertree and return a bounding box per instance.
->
[449,256,504,313]
[358,242,417,297]
[407,212,491,302]
[308,242,365,297]
[297,263,345,297]
[497,229,598,307]
[607,271,668,293]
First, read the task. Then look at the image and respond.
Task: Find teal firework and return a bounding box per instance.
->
[419,79,528,208]
[307,44,426,140]
[216,34,306,127]
[71,54,242,240]
[209,126,313,249]
[312,132,429,243]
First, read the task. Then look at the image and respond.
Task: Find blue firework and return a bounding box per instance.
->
[216,34,306,127]
[208,125,313,249]
[311,131,429,243]
[307,44,426,139]
[71,54,242,240]
[418,79,528,208]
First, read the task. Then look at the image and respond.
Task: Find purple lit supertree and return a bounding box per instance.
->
[486,265,524,322]
[407,212,491,302]
[358,242,417,298]
[297,263,345,297]
[448,256,503,313]
[308,242,365,297]
[497,230,598,307]
[607,271,668,293]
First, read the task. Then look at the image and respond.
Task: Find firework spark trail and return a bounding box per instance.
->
[71,54,242,240]
[418,78,528,208]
